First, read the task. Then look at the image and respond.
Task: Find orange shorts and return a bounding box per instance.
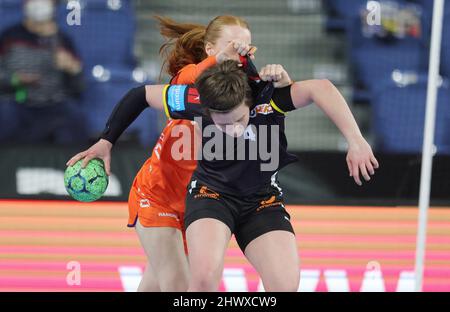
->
[127,180,187,253]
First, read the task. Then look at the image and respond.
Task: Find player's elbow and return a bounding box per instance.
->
[307,79,335,103]
[312,79,334,93]
[292,79,334,108]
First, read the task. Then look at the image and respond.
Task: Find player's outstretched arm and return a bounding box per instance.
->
[290,80,380,186]
[66,84,168,174]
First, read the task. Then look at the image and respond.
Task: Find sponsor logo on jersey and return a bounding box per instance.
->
[158,212,179,221]
[257,195,283,211]
[194,186,221,200]
[139,199,150,208]
[250,104,274,118]
[167,85,187,112]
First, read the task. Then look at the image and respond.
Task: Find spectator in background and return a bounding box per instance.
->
[0,0,86,144]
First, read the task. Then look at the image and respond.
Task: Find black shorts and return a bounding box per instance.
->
[184,179,295,252]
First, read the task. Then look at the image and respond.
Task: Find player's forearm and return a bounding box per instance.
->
[309,80,363,144]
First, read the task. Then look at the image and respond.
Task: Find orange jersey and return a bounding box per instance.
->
[128,56,217,229]
[132,119,198,211]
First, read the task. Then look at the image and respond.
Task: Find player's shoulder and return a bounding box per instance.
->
[178,64,196,73]
[176,64,197,78]
[173,63,200,85]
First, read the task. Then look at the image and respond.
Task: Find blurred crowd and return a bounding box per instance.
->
[0,0,86,144]
[0,0,156,147]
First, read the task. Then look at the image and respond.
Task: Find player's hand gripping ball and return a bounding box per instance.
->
[64,159,109,202]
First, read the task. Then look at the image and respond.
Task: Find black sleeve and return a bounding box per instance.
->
[100,86,148,144]
[270,85,296,115]
[163,84,205,120]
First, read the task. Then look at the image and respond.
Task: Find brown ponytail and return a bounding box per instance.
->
[155,15,207,78]
[155,15,250,79]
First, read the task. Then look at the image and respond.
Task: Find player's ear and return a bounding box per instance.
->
[205,42,215,56]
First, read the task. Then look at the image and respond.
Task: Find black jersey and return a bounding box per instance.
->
[162,83,298,196]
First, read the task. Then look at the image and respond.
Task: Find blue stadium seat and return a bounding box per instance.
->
[410,0,450,16]
[441,11,450,77]
[372,75,450,154]
[81,64,159,147]
[415,1,450,76]
[323,0,368,31]
[346,13,425,101]
[439,76,450,154]
[0,0,22,112]
[57,0,136,68]
[352,39,423,90]
[0,0,23,34]
[324,0,415,32]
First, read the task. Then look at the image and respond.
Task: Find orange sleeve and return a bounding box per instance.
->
[176,56,217,84]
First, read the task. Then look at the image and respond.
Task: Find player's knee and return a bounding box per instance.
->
[161,281,188,292]
[137,275,160,292]
[264,271,300,292]
[189,266,222,291]
[282,275,300,292]
[159,270,189,292]
[189,278,218,292]
[137,283,161,292]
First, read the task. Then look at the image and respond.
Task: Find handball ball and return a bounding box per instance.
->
[64,159,109,202]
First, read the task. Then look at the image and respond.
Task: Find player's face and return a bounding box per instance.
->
[207,25,252,59]
[210,102,250,137]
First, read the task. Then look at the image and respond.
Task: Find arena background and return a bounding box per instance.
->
[0,0,449,292]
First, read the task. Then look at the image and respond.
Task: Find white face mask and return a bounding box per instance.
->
[25,0,55,22]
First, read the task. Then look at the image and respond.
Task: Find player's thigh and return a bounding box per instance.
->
[185,218,231,283]
[244,230,299,291]
[237,208,299,292]
[184,184,235,274]
[184,182,236,289]
[137,261,161,292]
[135,220,189,279]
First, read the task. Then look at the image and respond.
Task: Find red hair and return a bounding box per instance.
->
[155,15,250,78]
